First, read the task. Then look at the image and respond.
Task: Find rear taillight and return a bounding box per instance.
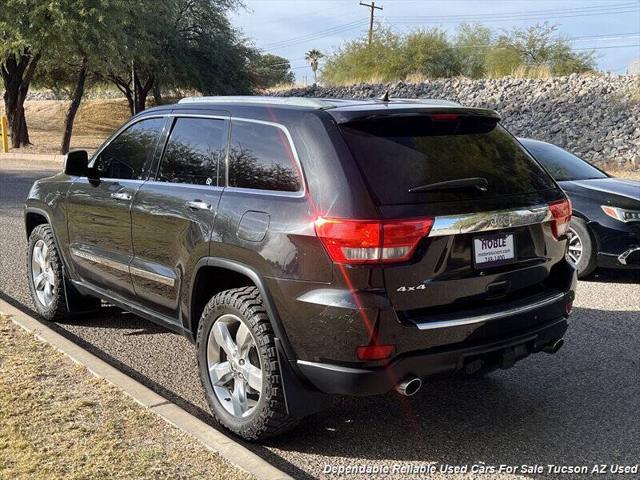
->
[548,199,572,238]
[314,217,434,264]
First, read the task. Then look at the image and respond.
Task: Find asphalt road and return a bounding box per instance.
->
[1,162,639,479]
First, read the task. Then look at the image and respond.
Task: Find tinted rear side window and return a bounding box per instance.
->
[96,117,164,180]
[158,117,227,186]
[228,121,301,192]
[340,115,556,205]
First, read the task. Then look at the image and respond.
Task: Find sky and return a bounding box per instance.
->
[231,0,640,83]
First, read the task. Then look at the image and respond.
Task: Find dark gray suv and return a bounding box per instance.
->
[25,96,576,440]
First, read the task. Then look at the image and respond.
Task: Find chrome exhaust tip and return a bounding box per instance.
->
[543,339,564,354]
[396,377,422,396]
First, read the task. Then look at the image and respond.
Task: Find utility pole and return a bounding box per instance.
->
[359,1,383,46]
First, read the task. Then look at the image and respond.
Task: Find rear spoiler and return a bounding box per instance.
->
[328,106,501,124]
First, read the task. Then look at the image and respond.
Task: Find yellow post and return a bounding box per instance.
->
[1,115,8,153]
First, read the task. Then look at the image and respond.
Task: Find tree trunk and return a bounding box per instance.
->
[60,58,88,154]
[107,70,153,116]
[152,81,162,105]
[1,51,40,148]
[134,73,154,113]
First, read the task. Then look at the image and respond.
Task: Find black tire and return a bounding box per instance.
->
[196,286,297,440]
[567,218,597,278]
[27,224,70,321]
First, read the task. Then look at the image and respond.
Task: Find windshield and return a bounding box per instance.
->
[521,140,607,182]
[339,115,557,205]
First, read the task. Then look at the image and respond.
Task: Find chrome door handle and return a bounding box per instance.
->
[110,192,132,201]
[186,200,211,211]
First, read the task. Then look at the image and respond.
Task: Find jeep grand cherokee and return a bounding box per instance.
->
[25,96,576,440]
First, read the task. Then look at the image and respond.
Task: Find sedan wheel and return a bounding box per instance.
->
[566,226,583,266]
[206,313,263,418]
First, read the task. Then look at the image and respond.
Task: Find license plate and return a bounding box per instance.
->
[473,232,515,268]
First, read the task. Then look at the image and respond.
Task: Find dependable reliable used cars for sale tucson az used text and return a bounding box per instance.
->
[25,96,577,440]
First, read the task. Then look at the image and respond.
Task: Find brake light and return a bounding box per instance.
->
[430,113,459,122]
[548,199,572,238]
[314,217,434,264]
[356,344,395,361]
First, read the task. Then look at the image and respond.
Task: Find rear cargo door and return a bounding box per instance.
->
[338,113,566,313]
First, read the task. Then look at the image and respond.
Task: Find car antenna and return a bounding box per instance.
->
[378,90,390,102]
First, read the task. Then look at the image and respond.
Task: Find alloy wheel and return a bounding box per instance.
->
[566,226,583,266]
[31,239,56,307]
[206,314,263,418]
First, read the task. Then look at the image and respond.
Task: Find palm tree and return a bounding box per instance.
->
[305,49,324,84]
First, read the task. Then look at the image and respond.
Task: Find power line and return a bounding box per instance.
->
[259,3,638,51]
[388,6,639,24]
[262,19,368,49]
[386,2,637,21]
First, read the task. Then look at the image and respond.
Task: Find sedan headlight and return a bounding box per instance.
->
[601,205,640,222]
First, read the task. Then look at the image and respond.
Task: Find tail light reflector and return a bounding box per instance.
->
[356,344,395,361]
[548,199,572,238]
[314,217,434,264]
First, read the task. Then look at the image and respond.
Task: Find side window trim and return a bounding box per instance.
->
[147,116,175,181]
[151,114,230,187]
[90,112,305,195]
[225,117,306,197]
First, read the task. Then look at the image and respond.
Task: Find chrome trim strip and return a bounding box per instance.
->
[414,292,566,330]
[429,205,552,237]
[70,247,175,287]
[130,266,175,287]
[618,247,640,265]
[297,360,370,374]
[70,248,130,274]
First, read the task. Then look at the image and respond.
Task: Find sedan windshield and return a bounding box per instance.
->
[522,140,607,182]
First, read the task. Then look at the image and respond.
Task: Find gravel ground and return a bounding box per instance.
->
[1,163,639,479]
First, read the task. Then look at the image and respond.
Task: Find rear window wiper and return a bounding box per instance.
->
[408,177,489,193]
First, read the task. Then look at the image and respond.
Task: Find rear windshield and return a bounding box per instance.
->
[340,115,557,205]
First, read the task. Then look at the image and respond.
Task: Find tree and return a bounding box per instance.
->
[0,1,57,147]
[490,23,595,76]
[102,0,253,115]
[321,27,403,84]
[454,24,493,79]
[36,1,134,153]
[252,54,295,89]
[401,29,461,79]
[305,49,324,84]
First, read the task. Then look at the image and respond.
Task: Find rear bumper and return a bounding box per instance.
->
[297,306,571,396]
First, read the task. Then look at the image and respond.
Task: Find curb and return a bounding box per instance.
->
[0,300,292,480]
[1,152,64,164]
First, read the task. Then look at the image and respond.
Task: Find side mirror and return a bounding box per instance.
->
[63,150,88,176]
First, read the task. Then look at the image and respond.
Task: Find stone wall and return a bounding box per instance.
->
[277,74,640,169]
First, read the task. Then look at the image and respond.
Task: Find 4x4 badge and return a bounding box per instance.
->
[397,284,426,292]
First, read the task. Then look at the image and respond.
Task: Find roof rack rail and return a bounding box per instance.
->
[178,95,332,109]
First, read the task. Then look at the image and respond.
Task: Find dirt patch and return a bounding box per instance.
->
[0,100,130,154]
[0,314,252,480]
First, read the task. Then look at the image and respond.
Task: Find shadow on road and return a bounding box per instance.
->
[582,268,639,284]
[1,287,638,479]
